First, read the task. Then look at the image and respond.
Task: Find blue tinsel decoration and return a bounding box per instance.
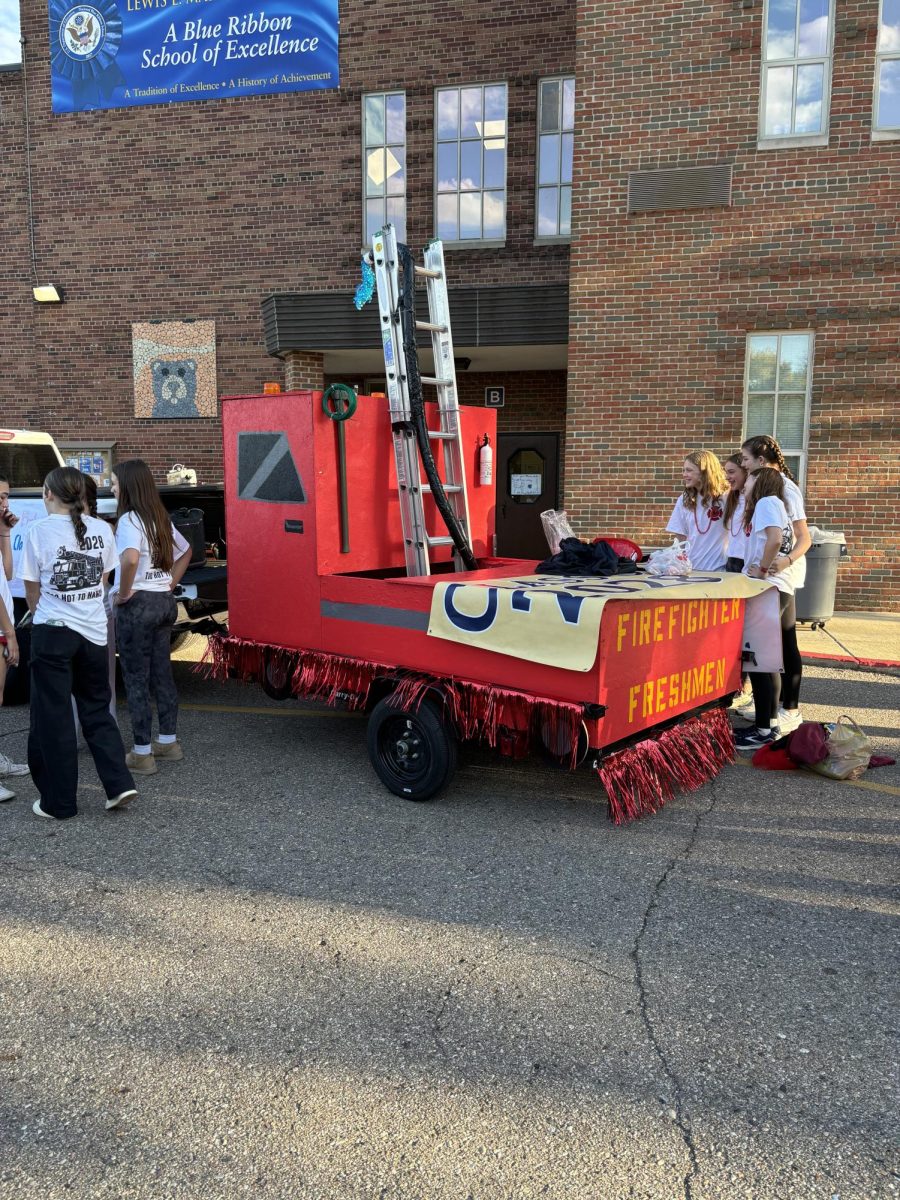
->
[353,258,375,311]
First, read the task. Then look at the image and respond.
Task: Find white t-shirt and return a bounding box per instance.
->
[743,496,796,595]
[666,493,728,571]
[20,514,117,645]
[725,495,748,561]
[114,513,190,594]
[781,477,807,589]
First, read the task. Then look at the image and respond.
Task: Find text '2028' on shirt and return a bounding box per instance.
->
[666,494,729,572]
[20,513,118,645]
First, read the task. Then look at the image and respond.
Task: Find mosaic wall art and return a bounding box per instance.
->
[132,320,217,420]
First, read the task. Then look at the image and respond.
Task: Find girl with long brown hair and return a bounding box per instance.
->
[665,449,729,571]
[733,466,798,752]
[738,434,810,732]
[112,459,191,774]
[722,453,748,573]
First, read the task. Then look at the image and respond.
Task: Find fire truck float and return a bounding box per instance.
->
[205,228,780,824]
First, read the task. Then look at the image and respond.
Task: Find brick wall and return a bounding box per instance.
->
[0,1,572,480]
[568,0,899,610]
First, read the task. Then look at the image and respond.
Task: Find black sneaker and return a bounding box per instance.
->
[734,726,779,753]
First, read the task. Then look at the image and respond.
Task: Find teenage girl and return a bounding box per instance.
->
[722,453,752,711]
[666,450,729,571]
[733,466,797,751]
[20,467,135,818]
[112,460,191,775]
[739,435,810,731]
[723,454,749,573]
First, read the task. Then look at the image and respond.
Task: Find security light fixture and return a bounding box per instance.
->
[33,285,63,303]
[454,357,471,371]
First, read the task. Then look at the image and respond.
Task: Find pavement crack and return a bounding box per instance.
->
[631,779,721,1200]
[431,952,486,1064]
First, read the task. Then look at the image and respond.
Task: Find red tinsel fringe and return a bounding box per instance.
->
[596,707,735,825]
[201,634,584,765]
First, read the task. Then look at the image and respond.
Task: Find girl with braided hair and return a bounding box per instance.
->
[665,450,729,571]
[739,434,811,732]
[20,467,135,819]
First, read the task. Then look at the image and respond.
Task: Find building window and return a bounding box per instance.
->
[536,76,574,240]
[875,0,900,133]
[743,333,813,484]
[759,0,833,140]
[1,0,22,67]
[435,83,507,245]
[363,92,406,244]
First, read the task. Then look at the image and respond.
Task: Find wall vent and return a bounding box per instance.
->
[627,164,733,214]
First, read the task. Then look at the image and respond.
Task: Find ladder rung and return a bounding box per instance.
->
[421,376,453,387]
[427,430,455,440]
[421,483,462,494]
[414,265,443,279]
[415,320,447,333]
[427,535,455,547]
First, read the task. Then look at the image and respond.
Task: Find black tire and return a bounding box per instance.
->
[261,653,293,701]
[367,693,457,802]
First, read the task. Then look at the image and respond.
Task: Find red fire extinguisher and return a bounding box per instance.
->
[479,434,493,486]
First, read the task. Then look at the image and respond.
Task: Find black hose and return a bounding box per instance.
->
[397,243,477,572]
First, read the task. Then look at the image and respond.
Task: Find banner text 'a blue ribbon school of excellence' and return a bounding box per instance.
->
[48,0,339,112]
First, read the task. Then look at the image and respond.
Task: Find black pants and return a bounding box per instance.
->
[116,590,179,746]
[28,624,134,819]
[749,592,802,727]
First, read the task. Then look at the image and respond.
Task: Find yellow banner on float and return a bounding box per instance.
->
[427,571,773,672]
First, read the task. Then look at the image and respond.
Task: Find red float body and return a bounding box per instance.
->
[220,391,744,753]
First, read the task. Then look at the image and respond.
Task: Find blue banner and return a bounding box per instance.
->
[48,0,338,112]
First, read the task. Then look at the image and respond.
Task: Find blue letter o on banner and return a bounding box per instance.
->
[443,584,498,633]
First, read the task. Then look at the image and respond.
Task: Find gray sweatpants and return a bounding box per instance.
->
[115,590,179,746]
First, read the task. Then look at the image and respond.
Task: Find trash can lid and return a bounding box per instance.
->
[808,526,846,545]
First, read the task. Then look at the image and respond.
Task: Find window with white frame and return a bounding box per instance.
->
[743,333,813,484]
[536,76,574,240]
[760,0,833,139]
[0,0,22,66]
[363,92,406,244]
[875,0,900,132]
[435,83,507,244]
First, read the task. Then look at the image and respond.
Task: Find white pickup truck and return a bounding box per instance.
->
[1,429,228,701]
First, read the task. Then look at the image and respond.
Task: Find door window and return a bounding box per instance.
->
[507,448,544,505]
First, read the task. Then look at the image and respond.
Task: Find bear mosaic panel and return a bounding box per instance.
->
[132,320,217,419]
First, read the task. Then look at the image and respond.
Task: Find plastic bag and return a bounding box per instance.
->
[646,539,692,576]
[808,715,872,781]
[540,509,575,555]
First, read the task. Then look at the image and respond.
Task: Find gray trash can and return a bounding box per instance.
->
[795,529,847,626]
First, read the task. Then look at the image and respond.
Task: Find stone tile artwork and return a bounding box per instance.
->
[132,320,217,419]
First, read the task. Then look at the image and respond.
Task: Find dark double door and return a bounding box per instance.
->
[494,432,560,559]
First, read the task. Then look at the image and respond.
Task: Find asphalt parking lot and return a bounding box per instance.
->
[0,653,897,1200]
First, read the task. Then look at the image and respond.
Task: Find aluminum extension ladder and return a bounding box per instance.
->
[368,224,473,577]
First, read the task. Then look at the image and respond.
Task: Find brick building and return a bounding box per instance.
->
[0,0,896,607]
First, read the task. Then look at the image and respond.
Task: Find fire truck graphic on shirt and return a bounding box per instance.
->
[51,546,104,592]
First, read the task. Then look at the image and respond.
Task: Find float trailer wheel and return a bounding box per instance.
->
[367,694,457,802]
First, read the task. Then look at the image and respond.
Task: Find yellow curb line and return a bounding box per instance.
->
[730,755,900,797]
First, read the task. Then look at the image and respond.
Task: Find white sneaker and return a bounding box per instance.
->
[730,691,754,712]
[32,800,53,819]
[0,752,29,776]
[106,788,137,811]
[777,709,803,734]
[0,783,15,802]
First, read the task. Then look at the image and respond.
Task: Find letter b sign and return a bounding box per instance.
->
[484,387,505,408]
